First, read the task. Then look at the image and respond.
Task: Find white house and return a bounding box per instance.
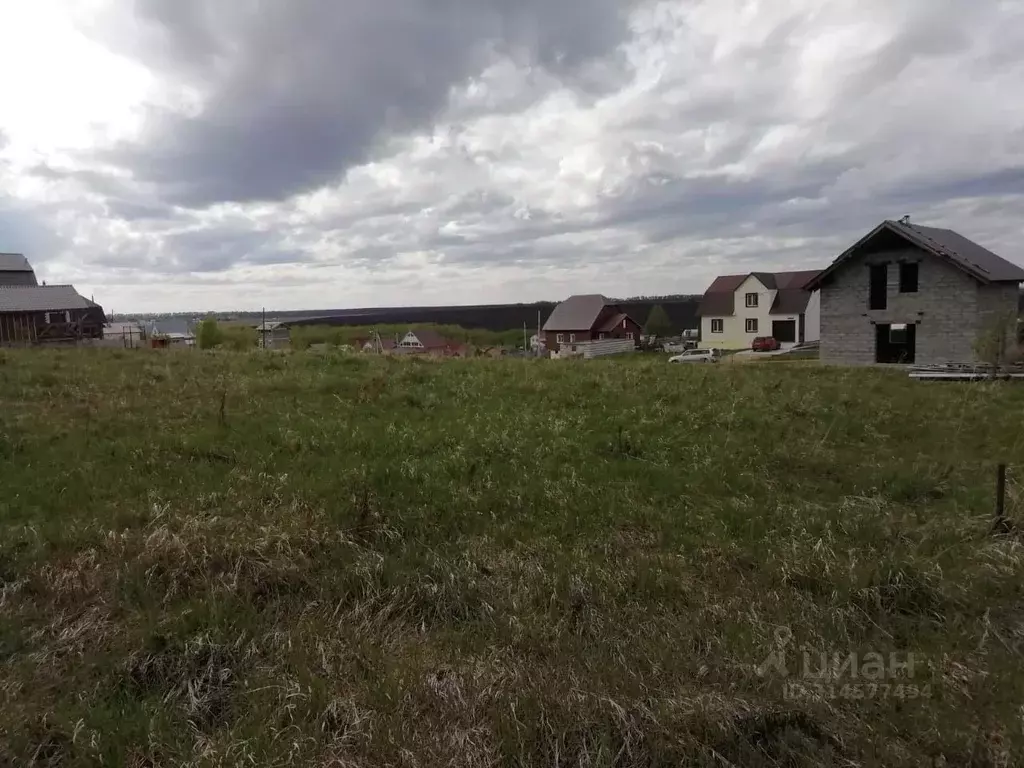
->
[697,270,821,349]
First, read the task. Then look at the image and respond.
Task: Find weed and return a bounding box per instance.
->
[1,350,1023,763]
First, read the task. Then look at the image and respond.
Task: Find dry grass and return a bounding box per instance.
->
[1,348,1024,765]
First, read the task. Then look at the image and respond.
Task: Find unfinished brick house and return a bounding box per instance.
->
[541,294,642,354]
[805,218,1024,365]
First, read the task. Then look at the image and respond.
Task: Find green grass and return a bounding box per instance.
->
[1,348,1023,766]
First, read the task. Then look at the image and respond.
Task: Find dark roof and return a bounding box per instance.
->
[697,275,745,316]
[698,270,822,317]
[0,285,94,312]
[769,271,823,314]
[542,294,609,331]
[806,220,1024,289]
[0,253,33,272]
[409,328,449,348]
[596,312,629,332]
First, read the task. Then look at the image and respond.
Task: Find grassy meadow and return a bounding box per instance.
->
[1,348,1023,766]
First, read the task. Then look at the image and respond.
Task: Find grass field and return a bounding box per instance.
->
[2,349,1023,766]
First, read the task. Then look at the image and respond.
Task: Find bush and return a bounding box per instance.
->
[221,326,258,351]
[195,319,224,350]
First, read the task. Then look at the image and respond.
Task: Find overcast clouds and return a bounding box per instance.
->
[1,0,1022,313]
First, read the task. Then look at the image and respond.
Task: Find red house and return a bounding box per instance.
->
[541,294,642,354]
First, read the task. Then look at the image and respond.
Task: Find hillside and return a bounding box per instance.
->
[1,350,1023,765]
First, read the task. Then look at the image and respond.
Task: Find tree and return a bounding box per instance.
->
[644,304,675,338]
[196,318,224,350]
[973,310,1021,374]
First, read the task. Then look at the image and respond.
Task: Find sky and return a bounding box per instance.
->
[1,0,1023,313]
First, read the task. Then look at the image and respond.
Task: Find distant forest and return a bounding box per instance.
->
[129,295,705,334]
[124,290,1024,336]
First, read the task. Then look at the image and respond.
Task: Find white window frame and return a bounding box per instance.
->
[569,333,576,343]
[745,292,759,308]
[745,318,759,334]
[599,332,607,340]
[556,333,564,344]
[65,310,71,322]
[627,332,634,340]
[44,312,51,323]
[710,319,724,333]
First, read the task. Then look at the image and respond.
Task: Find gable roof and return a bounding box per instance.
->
[595,312,635,333]
[806,220,1024,290]
[697,270,822,317]
[0,253,34,272]
[542,294,610,331]
[408,328,449,348]
[0,285,95,312]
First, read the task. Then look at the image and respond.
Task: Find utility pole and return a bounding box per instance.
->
[537,310,541,357]
[262,306,266,349]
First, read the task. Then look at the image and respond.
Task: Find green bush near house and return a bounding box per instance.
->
[1,350,1022,765]
[195,317,224,349]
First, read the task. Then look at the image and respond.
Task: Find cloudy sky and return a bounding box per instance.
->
[1,0,1022,313]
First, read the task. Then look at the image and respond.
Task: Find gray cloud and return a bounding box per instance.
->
[5,0,1023,311]
[97,0,635,207]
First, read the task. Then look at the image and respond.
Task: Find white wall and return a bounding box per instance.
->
[702,276,777,349]
[804,289,820,342]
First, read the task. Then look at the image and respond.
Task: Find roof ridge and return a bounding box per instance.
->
[0,283,77,289]
[902,221,992,275]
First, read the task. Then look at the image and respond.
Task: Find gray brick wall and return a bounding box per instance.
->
[819,247,1020,365]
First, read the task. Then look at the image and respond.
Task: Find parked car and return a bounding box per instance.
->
[752,336,781,352]
[669,348,718,363]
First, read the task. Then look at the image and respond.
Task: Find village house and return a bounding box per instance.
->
[541,295,642,354]
[805,218,1024,365]
[394,328,466,357]
[0,285,106,344]
[697,270,822,349]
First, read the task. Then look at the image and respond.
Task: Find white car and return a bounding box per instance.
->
[669,348,718,363]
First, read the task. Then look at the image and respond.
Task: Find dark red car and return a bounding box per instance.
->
[752,336,781,352]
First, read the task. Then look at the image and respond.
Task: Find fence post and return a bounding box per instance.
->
[995,463,1007,527]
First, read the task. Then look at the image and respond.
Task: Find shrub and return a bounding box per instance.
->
[196,319,224,350]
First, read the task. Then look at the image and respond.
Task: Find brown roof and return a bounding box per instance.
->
[697,275,745,316]
[409,328,450,348]
[697,270,822,317]
[596,312,627,332]
[542,294,610,331]
[769,271,823,314]
[806,219,1024,289]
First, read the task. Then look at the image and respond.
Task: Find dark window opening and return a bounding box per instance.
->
[875,322,916,364]
[869,264,888,310]
[899,262,919,293]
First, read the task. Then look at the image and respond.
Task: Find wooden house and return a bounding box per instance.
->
[0,285,107,345]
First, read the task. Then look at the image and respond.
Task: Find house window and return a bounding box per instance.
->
[627,332,634,340]
[869,264,888,310]
[899,262,919,293]
[745,292,759,308]
[64,311,71,322]
[44,312,51,323]
[890,323,908,344]
[569,333,576,343]
[556,333,564,344]
[745,318,758,333]
[599,333,607,340]
[710,319,724,333]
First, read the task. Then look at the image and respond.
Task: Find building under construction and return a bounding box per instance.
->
[0,253,106,345]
